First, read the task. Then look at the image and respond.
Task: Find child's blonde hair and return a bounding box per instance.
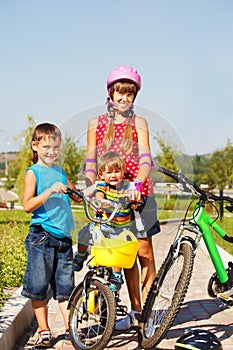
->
[31,123,61,163]
[97,151,126,179]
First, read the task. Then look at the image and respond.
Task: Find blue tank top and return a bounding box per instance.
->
[28,164,74,238]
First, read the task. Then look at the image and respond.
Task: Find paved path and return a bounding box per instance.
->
[16,222,233,349]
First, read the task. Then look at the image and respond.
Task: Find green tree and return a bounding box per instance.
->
[153,132,179,183]
[191,154,213,187]
[13,115,36,201]
[58,135,85,185]
[222,140,233,188]
[209,141,233,191]
[5,158,20,190]
[155,135,178,172]
[208,140,233,219]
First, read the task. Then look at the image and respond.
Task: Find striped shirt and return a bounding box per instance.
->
[95,180,132,228]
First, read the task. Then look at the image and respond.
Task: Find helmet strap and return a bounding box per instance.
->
[105,99,134,119]
[122,105,134,118]
[106,99,115,119]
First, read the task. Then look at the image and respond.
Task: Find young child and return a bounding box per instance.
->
[21,123,80,347]
[74,151,145,291]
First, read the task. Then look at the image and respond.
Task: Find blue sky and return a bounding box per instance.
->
[1,0,233,156]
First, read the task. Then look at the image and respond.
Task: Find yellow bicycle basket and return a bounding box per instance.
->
[90,228,139,269]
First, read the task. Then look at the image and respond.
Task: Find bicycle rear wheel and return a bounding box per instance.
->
[139,242,194,349]
[69,279,116,350]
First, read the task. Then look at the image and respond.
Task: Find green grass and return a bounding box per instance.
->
[0,210,30,306]
[0,208,89,307]
[211,216,233,255]
[0,200,232,307]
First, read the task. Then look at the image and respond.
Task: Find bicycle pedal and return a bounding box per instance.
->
[217,287,233,304]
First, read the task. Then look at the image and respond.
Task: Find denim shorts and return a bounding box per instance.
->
[22,225,74,301]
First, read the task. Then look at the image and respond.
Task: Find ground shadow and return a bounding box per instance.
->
[154,298,233,349]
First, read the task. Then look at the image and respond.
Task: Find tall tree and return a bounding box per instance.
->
[209,140,233,191]
[209,140,233,219]
[58,135,85,185]
[153,132,179,183]
[13,115,36,201]
[155,133,178,167]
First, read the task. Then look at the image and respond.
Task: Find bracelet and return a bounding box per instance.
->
[86,158,96,163]
[129,179,143,192]
[141,161,151,167]
[139,153,152,159]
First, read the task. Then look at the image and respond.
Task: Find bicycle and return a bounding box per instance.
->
[139,166,233,350]
[66,188,140,350]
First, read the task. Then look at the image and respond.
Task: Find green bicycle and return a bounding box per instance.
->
[139,166,233,350]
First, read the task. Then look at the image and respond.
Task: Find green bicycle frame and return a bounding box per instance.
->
[190,205,229,284]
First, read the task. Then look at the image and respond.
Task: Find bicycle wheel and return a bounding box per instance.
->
[69,279,116,350]
[139,242,194,350]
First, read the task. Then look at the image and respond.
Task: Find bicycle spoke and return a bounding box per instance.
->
[69,280,115,350]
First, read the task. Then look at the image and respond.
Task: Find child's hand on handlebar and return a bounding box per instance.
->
[127,180,142,202]
[50,182,67,194]
[130,200,143,211]
[90,198,113,212]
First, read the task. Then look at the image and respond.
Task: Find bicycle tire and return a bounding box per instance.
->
[69,279,116,350]
[139,242,194,349]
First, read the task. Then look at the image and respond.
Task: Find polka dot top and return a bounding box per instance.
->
[96,113,154,196]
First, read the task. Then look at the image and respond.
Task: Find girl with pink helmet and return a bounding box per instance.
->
[76,65,160,330]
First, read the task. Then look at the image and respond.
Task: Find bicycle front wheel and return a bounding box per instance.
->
[139,242,194,349]
[69,279,116,350]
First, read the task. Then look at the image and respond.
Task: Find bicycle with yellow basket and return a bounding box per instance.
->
[66,188,140,350]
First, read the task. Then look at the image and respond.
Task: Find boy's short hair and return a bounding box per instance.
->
[97,151,126,177]
[32,123,61,143]
[31,123,61,163]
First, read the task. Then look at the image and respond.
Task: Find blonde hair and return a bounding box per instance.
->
[97,151,126,179]
[31,123,61,163]
[103,82,137,154]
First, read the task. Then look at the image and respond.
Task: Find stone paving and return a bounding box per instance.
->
[16,222,233,349]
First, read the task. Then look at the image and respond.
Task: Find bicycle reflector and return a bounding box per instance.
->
[174,329,223,350]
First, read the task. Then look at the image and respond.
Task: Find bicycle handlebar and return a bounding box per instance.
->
[157,166,233,206]
[66,187,140,224]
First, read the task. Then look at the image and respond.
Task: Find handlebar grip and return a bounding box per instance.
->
[157,166,179,182]
[119,196,131,209]
[66,188,84,199]
[223,234,233,243]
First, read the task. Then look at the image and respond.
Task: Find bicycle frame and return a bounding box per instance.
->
[139,166,233,350]
[190,204,229,284]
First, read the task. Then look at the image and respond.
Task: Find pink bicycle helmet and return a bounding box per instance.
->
[107,65,141,91]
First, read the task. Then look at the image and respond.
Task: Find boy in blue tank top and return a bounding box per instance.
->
[21,123,80,347]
